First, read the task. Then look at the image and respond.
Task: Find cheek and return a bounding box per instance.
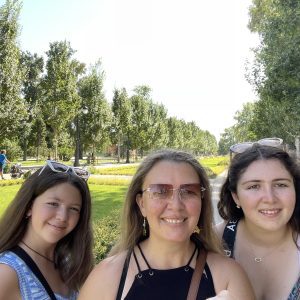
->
[69,212,80,227]
[186,200,201,216]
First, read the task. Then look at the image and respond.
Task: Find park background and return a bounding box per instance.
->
[1,0,300,260]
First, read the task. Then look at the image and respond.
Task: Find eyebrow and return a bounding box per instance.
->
[47,196,82,205]
[241,178,293,186]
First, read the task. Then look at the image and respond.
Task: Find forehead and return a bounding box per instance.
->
[37,182,82,205]
[239,159,292,181]
[144,160,200,184]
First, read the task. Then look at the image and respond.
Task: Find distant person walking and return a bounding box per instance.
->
[0,150,10,180]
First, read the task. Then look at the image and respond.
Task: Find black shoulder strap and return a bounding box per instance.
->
[116,250,132,300]
[10,246,57,300]
[222,219,239,258]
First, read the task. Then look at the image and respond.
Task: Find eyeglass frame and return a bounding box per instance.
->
[141,183,206,202]
[38,160,90,181]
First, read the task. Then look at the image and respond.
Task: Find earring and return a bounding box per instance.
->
[236,204,240,209]
[143,217,147,236]
[193,226,201,234]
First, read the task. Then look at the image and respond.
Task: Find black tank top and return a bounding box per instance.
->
[116,244,216,300]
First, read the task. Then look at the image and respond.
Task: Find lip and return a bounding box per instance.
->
[258,209,281,217]
[48,223,66,231]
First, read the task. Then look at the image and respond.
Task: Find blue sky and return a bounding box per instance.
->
[3,0,259,140]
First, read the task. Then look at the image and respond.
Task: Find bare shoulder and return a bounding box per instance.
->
[0,263,21,299]
[207,252,255,300]
[78,251,128,300]
[214,221,226,240]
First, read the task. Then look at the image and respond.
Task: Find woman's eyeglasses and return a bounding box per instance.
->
[141,183,205,202]
[38,160,90,181]
[230,137,283,154]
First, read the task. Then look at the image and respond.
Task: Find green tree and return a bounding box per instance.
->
[233,102,257,142]
[248,0,300,143]
[41,41,83,159]
[78,61,112,156]
[218,127,236,155]
[20,51,44,160]
[166,117,185,149]
[0,0,26,140]
[111,88,132,162]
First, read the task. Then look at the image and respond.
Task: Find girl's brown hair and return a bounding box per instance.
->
[0,166,94,290]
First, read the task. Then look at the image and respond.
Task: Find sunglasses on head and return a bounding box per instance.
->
[38,160,90,181]
[230,137,283,154]
[141,183,205,202]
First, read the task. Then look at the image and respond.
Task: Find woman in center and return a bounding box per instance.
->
[79,149,254,300]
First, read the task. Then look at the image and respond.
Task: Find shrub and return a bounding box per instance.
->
[93,210,121,263]
[89,165,138,176]
[0,178,24,187]
[88,177,131,186]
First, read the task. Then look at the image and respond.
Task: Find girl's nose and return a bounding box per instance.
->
[56,206,68,221]
[262,186,277,203]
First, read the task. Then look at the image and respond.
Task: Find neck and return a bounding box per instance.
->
[20,240,55,265]
[141,237,195,269]
[242,218,291,247]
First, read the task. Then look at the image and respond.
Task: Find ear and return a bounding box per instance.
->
[136,193,146,217]
[231,192,241,207]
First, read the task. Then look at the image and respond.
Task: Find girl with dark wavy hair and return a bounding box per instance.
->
[217,142,300,300]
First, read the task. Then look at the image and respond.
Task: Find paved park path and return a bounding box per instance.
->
[210,170,227,224]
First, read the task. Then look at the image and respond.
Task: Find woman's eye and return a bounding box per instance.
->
[156,189,167,195]
[181,189,195,195]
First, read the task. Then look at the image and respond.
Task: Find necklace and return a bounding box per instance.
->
[21,241,55,264]
[248,239,285,263]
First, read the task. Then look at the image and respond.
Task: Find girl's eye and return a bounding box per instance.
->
[47,202,59,207]
[247,184,259,190]
[274,183,288,188]
[70,207,80,213]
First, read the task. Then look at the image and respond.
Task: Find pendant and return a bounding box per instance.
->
[254,257,262,263]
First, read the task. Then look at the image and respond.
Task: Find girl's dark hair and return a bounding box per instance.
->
[218,145,300,235]
[0,166,94,290]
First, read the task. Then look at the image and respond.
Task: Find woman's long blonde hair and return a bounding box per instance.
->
[110,149,222,255]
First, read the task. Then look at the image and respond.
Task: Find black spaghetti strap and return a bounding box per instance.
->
[222,219,240,258]
[137,244,152,269]
[116,251,132,300]
[10,246,57,300]
[186,245,197,266]
[132,249,142,273]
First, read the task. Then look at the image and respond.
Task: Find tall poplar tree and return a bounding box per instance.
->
[41,41,83,159]
[0,0,25,140]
